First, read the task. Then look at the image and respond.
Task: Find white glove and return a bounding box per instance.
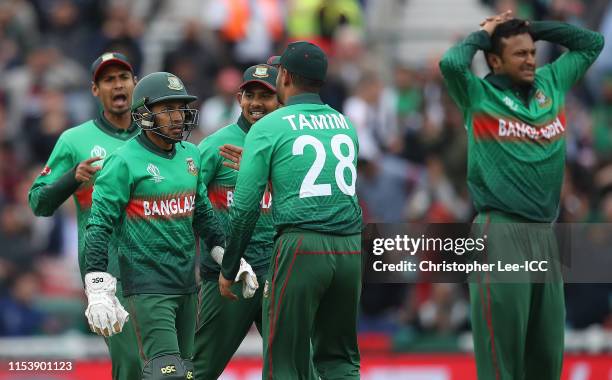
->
[235,258,259,299]
[210,246,259,299]
[84,272,129,337]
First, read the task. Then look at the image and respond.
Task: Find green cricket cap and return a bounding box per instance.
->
[279,41,327,81]
[239,64,278,92]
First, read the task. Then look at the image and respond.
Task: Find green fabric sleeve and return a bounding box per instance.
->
[439,30,490,110]
[28,135,80,216]
[531,21,604,92]
[221,125,272,280]
[198,137,222,187]
[193,175,226,250]
[84,154,132,273]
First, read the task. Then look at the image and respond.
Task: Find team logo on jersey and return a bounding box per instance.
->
[147,163,165,183]
[263,280,269,298]
[167,74,183,91]
[253,66,269,78]
[40,166,52,176]
[186,158,197,176]
[90,145,107,167]
[535,90,552,108]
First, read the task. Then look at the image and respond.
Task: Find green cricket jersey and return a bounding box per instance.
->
[28,111,139,277]
[221,93,362,279]
[84,133,225,296]
[198,115,274,280]
[439,21,604,222]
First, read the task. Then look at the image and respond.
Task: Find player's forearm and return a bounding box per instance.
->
[439,30,490,78]
[193,207,226,249]
[530,21,604,56]
[28,167,80,216]
[83,223,112,273]
[221,207,259,279]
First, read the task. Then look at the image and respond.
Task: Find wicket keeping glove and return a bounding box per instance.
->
[84,272,129,337]
[211,246,259,299]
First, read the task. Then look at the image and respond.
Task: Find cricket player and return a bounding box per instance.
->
[28,52,142,380]
[439,11,604,380]
[219,41,363,380]
[82,72,230,380]
[193,64,280,379]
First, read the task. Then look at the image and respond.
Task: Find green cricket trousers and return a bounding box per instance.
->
[263,229,362,380]
[470,210,564,380]
[193,275,265,379]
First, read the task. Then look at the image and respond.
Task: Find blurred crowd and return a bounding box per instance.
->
[0,0,610,351]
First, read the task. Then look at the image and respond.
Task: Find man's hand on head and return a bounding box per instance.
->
[480,10,514,36]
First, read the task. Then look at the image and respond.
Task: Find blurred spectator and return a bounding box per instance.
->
[163,20,219,103]
[1,46,86,140]
[0,269,46,336]
[592,75,612,160]
[23,88,70,164]
[198,67,242,137]
[416,283,469,333]
[40,0,93,67]
[0,0,39,63]
[203,0,284,69]
[287,0,363,52]
[357,155,422,223]
[98,1,144,75]
[0,203,37,266]
[344,71,398,160]
[328,26,373,91]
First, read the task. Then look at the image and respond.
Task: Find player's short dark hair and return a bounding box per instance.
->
[485,18,532,69]
[288,71,324,92]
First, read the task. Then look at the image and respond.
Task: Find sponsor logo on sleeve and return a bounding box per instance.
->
[40,166,52,176]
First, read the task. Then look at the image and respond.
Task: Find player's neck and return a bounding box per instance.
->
[282,87,310,104]
[103,110,132,131]
[144,130,174,151]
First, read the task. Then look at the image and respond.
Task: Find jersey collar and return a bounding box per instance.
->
[94,109,139,139]
[285,93,324,106]
[136,132,176,159]
[485,73,536,104]
[236,114,252,134]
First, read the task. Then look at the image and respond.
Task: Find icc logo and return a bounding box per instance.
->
[147,163,165,183]
[91,145,107,167]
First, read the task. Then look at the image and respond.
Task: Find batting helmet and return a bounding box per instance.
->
[131,72,199,142]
